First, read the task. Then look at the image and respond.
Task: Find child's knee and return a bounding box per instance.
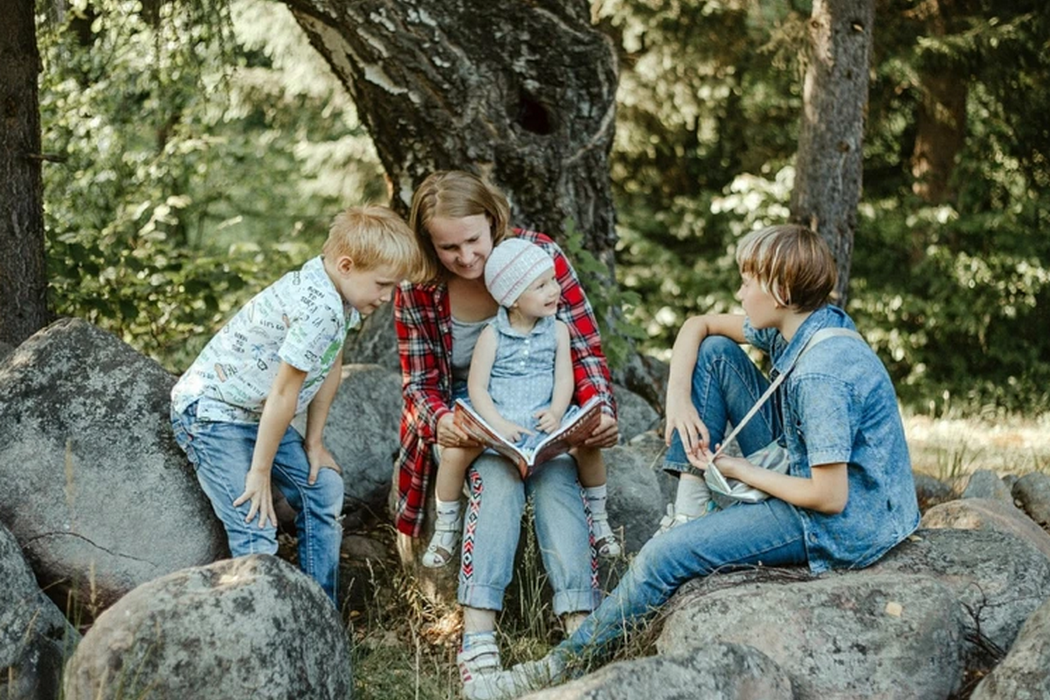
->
[311,468,345,514]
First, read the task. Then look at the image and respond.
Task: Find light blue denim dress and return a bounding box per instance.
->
[487,308,578,452]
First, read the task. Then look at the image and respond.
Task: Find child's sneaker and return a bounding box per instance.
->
[421,517,460,568]
[504,651,568,695]
[653,501,715,537]
[458,633,507,700]
[591,511,622,558]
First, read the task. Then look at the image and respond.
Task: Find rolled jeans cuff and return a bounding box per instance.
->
[662,459,695,476]
[553,587,601,617]
[458,583,506,613]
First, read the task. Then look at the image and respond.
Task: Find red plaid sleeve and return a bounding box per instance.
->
[394,282,452,536]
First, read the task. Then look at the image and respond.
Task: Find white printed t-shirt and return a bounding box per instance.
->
[172,256,359,424]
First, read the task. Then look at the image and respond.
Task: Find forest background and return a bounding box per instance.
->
[17,0,1050,418]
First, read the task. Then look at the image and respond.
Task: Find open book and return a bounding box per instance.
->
[452,396,603,478]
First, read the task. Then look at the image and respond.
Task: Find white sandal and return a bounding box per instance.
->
[421,517,460,568]
[653,501,713,537]
[591,512,622,558]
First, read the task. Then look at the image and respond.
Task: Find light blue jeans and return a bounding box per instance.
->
[557,335,808,658]
[170,404,343,604]
[557,497,807,658]
[458,452,601,616]
[665,335,781,473]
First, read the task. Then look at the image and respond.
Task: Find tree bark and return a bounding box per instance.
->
[790,0,875,306]
[0,0,50,345]
[281,0,620,270]
[910,0,967,205]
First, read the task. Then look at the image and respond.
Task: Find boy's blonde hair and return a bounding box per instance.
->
[409,171,512,283]
[323,205,424,281]
[735,224,837,312]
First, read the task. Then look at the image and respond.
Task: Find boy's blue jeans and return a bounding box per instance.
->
[171,404,343,604]
[558,335,808,658]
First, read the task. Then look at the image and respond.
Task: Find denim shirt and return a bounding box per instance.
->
[745,305,920,573]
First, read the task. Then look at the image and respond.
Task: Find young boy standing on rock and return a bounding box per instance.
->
[170,206,421,605]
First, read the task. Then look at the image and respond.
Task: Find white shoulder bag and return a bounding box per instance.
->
[704,327,863,509]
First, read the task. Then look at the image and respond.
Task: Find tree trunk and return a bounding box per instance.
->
[0,0,50,346]
[790,0,875,306]
[282,0,620,272]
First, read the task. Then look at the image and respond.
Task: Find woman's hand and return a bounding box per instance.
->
[665,395,710,460]
[582,413,619,448]
[436,412,481,448]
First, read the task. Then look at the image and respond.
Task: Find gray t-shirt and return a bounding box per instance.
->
[450,314,494,386]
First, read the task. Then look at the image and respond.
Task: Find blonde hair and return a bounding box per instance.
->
[323,205,424,282]
[409,171,512,282]
[735,224,837,312]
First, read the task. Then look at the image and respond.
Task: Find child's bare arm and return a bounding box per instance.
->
[234,361,307,527]
[468,327,531,442]
[702,451,849,514]
[665,314,747,457]
[535,321,573,432]
[304,352,343,484]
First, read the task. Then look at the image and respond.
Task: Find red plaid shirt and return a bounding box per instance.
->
[393,230,617,536]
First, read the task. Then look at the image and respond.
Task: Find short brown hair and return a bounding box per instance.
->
[409,171,512,282]
[735,224,837,312]
[323,205,424,282]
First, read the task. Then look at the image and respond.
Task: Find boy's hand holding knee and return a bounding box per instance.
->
[234,467,277,529]
[305,442,342,485]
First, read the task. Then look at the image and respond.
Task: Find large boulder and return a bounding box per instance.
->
[0,318,227,616]
[611,385,659,443]
[1012,471,1050,531]
[522,642,792,700]
[62,555,352,700]
[868,528,1050,665]
[659,572,963,699]
[321,363,404,528]
[342,302,398,371]
[970,596,1050,700]
[602,444,665,555]
[921,498,1050,561]
[0,523,80,700]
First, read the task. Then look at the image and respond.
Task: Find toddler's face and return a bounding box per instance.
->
[512,269,560,319]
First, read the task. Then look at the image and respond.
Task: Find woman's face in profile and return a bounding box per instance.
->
[428,214,494,280]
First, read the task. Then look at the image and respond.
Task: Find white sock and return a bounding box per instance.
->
[583,484,608,518]
[674,474,711,518]
[435,497,461,526]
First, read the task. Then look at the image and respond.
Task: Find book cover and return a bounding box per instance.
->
[452,396,603,478]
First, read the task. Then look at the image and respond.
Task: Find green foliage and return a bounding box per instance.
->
[561,220,647,371]
[39,0,384,372]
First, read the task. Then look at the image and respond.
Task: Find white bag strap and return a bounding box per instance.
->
[710,327,862,460]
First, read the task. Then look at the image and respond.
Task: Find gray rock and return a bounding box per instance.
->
[611,385,659,443]
[0,523,80,700]
[970,596,1050,700]
[921,498,1050,561]
[1012,471,1050,530]
[0,318,227,617]
[602,445,665,556]
[962,469,1013,503]
[913,472,953,510]
[342,302,398,371]
[522,642,792,700]
[869,528,1050,665]
[62,555,352,700]
[659,572,963,699]
[0,341,12,364]
[321,364,403,528]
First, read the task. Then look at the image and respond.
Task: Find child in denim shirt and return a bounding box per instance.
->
[498,223,920,695]
[170,206,420,604]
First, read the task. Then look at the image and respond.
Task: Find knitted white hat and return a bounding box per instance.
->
[484,239,555,306]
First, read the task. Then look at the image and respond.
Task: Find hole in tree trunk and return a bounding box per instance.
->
[512,92,554,135]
